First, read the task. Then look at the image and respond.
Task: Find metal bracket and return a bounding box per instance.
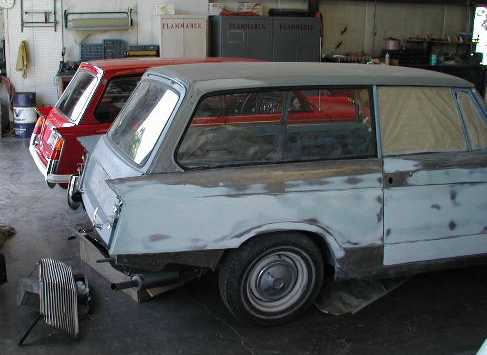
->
[18,314,43,346]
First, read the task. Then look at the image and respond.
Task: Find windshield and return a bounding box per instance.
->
[56,70,98,122]
[108,79,180,166]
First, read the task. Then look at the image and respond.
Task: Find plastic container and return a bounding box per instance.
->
[80,44,104,62]
[103,39,127,59]
[430,54,438,66]
[13,92,37,138]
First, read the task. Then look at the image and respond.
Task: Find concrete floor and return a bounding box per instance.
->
[1,137,487,355]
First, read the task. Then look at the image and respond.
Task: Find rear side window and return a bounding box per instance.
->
[457,91,487,150]
[177,87,375,169]
[108,79,180,166]
[379,87,467,155]
[56,70,98,123]
[178,91,284,168]
[286,88,374,161]
[94,76,141,123]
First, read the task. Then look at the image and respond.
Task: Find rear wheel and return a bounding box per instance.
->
[67,175,81,210]
[218,233,324,325]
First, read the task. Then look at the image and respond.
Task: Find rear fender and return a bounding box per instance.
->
[228,222,344,268]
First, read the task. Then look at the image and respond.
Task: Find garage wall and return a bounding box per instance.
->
[219,1,470,56]
[4,0,208,105]
[320,0,470,56]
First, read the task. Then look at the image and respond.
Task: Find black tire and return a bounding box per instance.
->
[67,190,81,210]
[67,175,81,210]
[218,233,324,325]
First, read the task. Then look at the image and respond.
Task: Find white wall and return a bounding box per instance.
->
[4,0,209,105]
[220,0,308,12]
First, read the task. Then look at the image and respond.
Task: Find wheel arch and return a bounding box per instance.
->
[220,223,345,275]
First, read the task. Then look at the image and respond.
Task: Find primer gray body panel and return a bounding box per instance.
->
[77,135,102,154]
[108,159,384,278]
[383,152,487,265]
[81,136,143,245]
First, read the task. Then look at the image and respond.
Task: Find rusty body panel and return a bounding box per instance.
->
[108,158,383,279]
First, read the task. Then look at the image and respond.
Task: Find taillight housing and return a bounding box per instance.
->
[51,138,65,161]
[46,137,65,176]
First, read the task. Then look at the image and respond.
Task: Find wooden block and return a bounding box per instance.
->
[79,235,150,303]
[79,236,186,303]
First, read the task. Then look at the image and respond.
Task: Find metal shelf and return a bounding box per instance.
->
[21,0,57,32]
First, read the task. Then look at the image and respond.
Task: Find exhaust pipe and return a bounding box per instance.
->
[111,271,180,291]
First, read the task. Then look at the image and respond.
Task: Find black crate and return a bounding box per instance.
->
[80,43,104,62]
[103,39,128,59]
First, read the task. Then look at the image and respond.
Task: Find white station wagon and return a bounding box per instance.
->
[69,62,487,325]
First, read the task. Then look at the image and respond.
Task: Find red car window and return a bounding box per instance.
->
[94,76,141,123]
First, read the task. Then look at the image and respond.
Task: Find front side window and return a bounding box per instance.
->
[379,87,467,156]
[177,87,375,169]
[457,91,487,150]
[94,76,141,123]
[108,79,180,165]
[56,70,98,123]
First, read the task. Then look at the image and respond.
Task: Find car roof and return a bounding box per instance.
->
[147,62,473,92]
[81,57,257,73]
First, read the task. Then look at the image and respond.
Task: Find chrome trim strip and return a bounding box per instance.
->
[372,85,383,159]
[29,144,48,179]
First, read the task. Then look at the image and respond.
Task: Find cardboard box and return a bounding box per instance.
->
[208,3,225,16]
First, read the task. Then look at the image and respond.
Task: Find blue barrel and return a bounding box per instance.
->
[13,92,36,107]
[13,92,37,138]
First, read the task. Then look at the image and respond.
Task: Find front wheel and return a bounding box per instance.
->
[218,233,324,325]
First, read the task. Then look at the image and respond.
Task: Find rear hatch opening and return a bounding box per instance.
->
[31,67,101,171]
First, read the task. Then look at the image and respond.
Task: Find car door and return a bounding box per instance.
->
[380,86,487,266]
[173,86,384,278]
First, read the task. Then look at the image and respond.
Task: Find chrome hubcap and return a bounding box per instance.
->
[245,249,313,315]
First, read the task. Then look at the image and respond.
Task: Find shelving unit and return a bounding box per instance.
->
[21,0,57,32]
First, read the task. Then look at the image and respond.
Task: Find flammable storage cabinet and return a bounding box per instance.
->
[210,16,321,62]
[160,16,208,58]
[210,16,273,60]
[272,17,321,62]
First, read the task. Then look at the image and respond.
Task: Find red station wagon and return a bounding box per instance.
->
[29,57,251,188]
